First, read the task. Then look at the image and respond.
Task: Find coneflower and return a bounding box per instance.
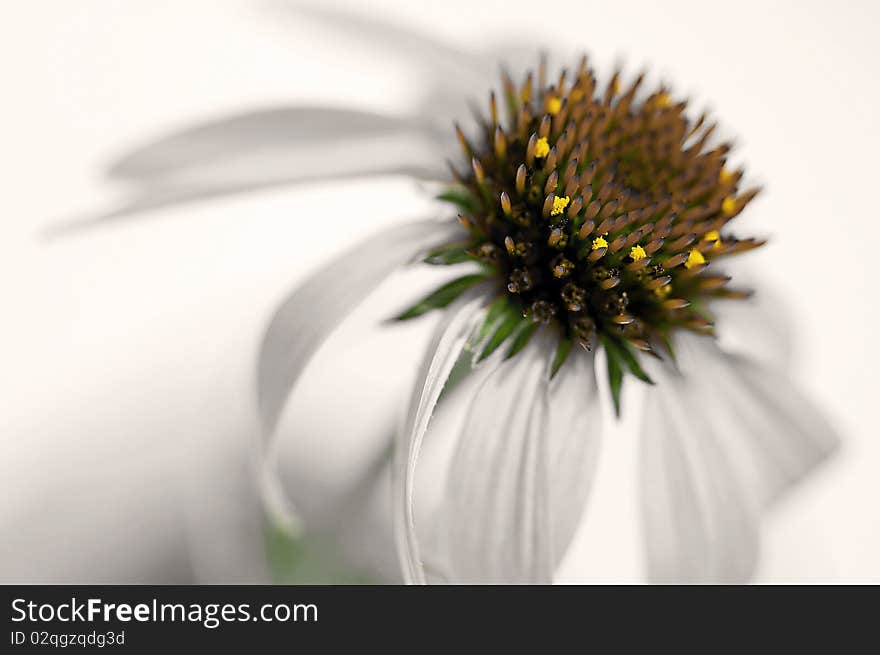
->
[96,15,840,583]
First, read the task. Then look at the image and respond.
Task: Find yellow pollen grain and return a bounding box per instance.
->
[657,92,671,107]
[630,245,647,261]
[703,230,722,251]
[546,97,562,115]
[551,195,570,216]
[722,196,736,216]
[654,284,671,299]
[534,137,550,158]
[685,248,706,270]
[719,168,733,183]
[591,235,608,250]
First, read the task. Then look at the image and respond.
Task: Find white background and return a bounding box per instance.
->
[1,0,878,582]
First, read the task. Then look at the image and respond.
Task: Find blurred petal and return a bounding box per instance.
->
[51,3,545,237]
[640,363,760,583]
[712,285,794,369]
[258,219,461,440]
[107,106,443,182]
[413,43,545,132]
[279,4,541,138]
[443,336,602,583]
[282,3,483,78]
[688,338,840,507]
[50,109,447,235]
[396,295,486,584]
[640,333,839,582]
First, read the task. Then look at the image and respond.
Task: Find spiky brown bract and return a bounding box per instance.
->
[403,55,764,412]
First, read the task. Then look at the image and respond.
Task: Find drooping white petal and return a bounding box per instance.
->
[53,5,540,235]
[108,107,445,183]
[544,348,605,568]
[711,284,794,369]
[442,336,603,583]
[285,4,487,83]
[684,336,840,507]
[640,333,839,582]
[75,6,541,230]
[257,219,461,441]
[640,363,760,583]
[54,113,447,231]
[395,296,487,584]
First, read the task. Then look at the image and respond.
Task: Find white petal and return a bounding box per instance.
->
[54,109,448,229]
[395,296,486,584]
[254,218,464,578]
[682,335,839,506]
[287,4,486,83]
[444,336,603,583]
[711,286,794,369]
[108,107,444,182]
[544,349,604,568]
[640,363,760,583]
[258,219,461,439]
[640,333,839,582]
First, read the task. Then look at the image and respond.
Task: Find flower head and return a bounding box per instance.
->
[406,56,765,411]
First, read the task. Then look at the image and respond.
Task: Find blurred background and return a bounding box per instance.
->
[1,0,878,583]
